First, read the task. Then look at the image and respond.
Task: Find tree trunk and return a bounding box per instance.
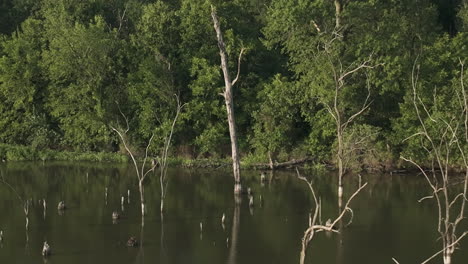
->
[139,180,145,216]
[160,171,165,213]
[268,151,274,170]
[337,127,344,208]
[444,251,452,264]
[211,8,242,193]
[225,89,241,186]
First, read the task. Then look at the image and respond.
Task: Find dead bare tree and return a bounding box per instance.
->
[111,95,184,221]
[158,96,185,213]
[211,5,245,194]
[320,39,379,205]
[296,168,367,264]
[111,126,156,219]
[398,59,468,264]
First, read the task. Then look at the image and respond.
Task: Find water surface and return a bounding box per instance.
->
[0,162,467,263]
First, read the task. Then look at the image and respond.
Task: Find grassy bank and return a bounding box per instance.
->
[0,144,398,173]
[0,144,128,163]
[0,144,235,167]
[0,144,303,170]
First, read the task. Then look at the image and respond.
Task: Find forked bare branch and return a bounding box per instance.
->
[420,232,468,264]
[401,58,468,264]
[296,168,367,264]
[232,47,246,87]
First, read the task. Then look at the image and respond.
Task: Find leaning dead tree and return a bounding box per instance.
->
[211,6,245,194]
[0,175,31,243]
[111,96,184,220]
[398,59,468,264]
[296,168,367,264]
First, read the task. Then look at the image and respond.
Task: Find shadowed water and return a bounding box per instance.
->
[0,162,467,263]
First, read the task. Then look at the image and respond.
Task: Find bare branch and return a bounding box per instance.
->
[0,177,25,204]
[141,133,155,180]
[402,132,426,142]
[421,232,468,264]
[327,182,368,230]
[115,101,129,133]
[231,47,246,87]
[449,193,465,209]
[311,20,321,32]
[111,126,140,181]
[418,195,434,203]
[401,157,438,193]
[338,55,375,83]
[117,4,128,34]
[459,58,468,143]
[343,73,373,130]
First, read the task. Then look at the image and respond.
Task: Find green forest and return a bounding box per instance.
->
[1,0,467,171]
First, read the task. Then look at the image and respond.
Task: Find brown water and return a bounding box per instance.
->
[0,162,466,263]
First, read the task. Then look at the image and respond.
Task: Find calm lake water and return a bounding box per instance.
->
[0,162,467,264]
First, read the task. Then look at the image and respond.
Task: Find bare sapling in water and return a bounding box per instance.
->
[157,96,185,213]
[111,123,157,218]
[0,176,32,240]
[396,59,468,264]
[111,96,184,220]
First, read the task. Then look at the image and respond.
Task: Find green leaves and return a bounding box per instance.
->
[43,12,116,150]
[392,31,468,165]
[0,18,49,146]
[252,74,297,157]
[0,0,467,168]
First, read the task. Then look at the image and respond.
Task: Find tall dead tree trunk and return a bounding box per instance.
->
[211,6,245,194]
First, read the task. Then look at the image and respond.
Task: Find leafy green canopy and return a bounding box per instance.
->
[0,0,466,167]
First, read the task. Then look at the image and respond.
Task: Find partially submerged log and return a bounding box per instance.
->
[251,157,311,170]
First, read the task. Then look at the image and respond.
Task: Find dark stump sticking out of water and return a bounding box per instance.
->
[126,236,138,247]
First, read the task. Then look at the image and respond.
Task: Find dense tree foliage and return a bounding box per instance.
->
[0,0,467,170]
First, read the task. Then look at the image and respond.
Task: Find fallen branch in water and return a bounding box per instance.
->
[296,168,367,264]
